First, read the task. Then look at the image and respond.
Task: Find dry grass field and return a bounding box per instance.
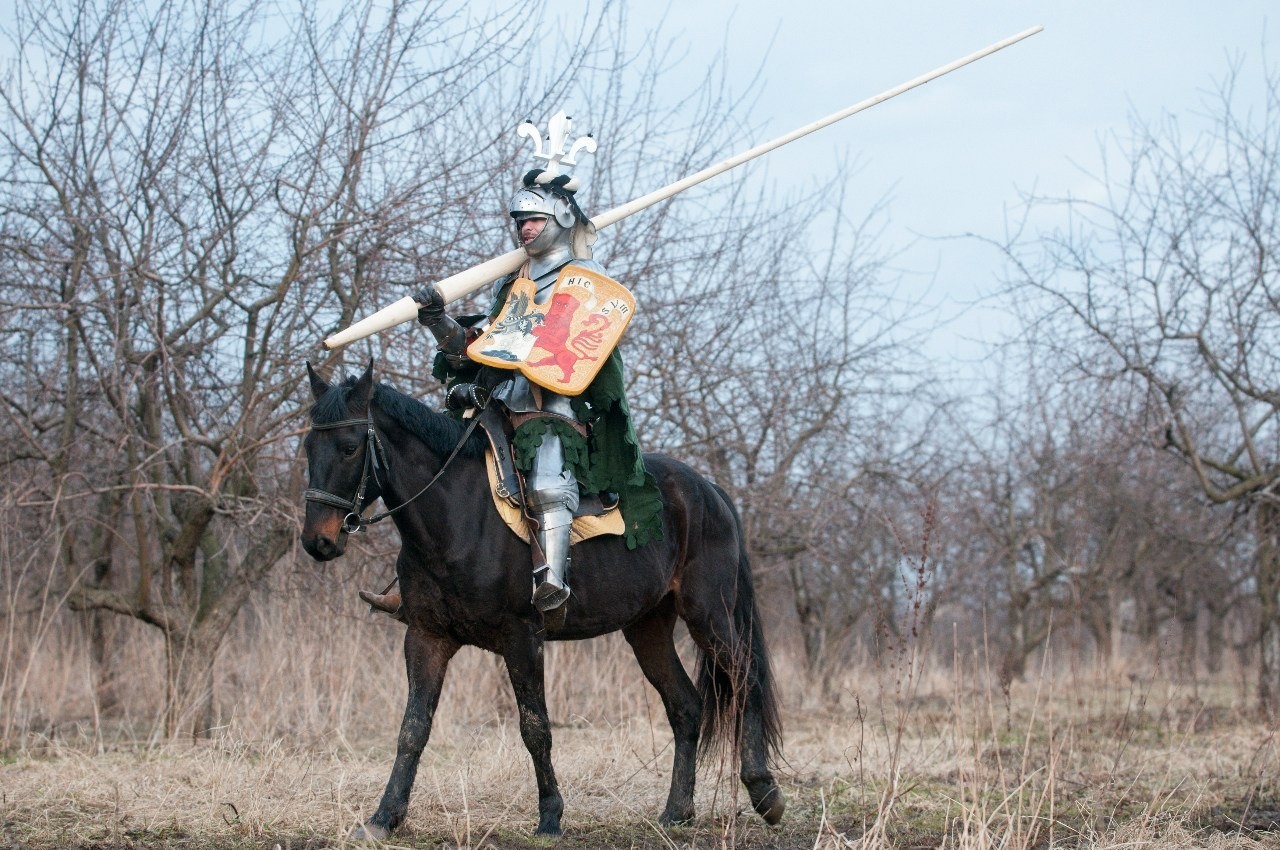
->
[4,580,1280,849]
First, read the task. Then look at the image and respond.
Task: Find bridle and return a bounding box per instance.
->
[303,408,482,534]
[303,416,387,534]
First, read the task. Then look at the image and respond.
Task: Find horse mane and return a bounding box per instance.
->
[312,376,485,459]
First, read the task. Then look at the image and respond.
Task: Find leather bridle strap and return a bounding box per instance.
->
[357,412,482,528]
[304,417,384,531]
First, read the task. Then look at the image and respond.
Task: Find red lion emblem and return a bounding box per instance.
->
[528,292,613,383]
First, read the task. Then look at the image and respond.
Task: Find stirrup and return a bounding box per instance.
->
[531,567,570,613]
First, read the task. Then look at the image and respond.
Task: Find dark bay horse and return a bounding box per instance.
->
[300,362,783,839]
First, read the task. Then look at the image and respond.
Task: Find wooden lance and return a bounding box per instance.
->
[322,25,1043,350]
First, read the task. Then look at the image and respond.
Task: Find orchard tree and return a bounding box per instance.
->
[0,0,574,736]
[1004,64,1280,711]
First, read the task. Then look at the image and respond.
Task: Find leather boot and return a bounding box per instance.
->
[359,590,404,621]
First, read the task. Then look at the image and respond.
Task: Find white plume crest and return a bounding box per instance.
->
[516,110,597,190]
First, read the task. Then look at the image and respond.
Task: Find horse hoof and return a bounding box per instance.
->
[752,785,785,825]
[350,822,391,841]
[658,809,694,827]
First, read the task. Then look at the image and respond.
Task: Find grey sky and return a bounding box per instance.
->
[611,2,1273,372]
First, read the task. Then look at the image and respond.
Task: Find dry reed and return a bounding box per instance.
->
[2,558,1278,848]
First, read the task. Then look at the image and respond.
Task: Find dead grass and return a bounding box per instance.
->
[3,574,1280,848]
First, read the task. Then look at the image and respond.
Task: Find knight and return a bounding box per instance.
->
[361,112,661,618]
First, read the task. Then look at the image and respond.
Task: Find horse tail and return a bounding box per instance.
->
[696,483,782,765]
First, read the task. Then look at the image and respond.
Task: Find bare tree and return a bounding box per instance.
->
[1003,63,1280,709]
[0,0,568,737]
[931,345,1241,683]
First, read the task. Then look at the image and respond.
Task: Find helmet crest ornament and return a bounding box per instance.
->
[516,110,597,192]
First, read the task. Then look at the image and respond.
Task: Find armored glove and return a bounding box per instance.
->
[413,285,447,327]
[445,382,489,411]
[412,285,466,354]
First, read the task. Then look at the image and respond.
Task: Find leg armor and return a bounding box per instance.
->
[525,428,578,612]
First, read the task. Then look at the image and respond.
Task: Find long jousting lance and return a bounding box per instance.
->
[322,25,1043,350]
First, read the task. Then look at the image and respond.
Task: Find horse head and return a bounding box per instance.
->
[300,360,380,561]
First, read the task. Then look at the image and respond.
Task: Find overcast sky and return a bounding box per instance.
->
[607,1,1275,377]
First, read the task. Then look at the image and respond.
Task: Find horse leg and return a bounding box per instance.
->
[355,628,459,840]
[622,598,700,826]
[686,618,785,825]
[737,679,784,825]
[501,626,564,836]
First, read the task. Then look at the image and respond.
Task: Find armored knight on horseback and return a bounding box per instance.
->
[362,113,661,617]
[308,34,1038,838]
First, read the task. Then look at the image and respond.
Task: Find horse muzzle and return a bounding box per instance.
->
[302,531,347,561]
[301,512,349,561]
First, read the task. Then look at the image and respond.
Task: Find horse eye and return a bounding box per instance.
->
[341,442,359,458]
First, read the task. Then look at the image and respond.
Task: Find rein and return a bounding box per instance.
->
[304,409,482,533]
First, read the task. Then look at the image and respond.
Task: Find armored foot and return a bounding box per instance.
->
[531,567,570,612]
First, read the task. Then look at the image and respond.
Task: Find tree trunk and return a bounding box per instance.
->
[1204,604,1226,675]
[85,554,121,715]
[787,557,824,675]
[1178,609,1199,682]
[165,526,294,739]
[1256,501,1280,718]
[89,610,120,715]
[1000,595,1029,685]
[164,630,220,740]
[1083,589,1114,670]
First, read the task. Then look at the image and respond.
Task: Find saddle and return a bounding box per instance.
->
[475,405,624,543]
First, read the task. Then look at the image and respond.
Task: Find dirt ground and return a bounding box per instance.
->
[5,677,1280,849]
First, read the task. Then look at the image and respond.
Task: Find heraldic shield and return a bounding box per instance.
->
[467,264,636,396]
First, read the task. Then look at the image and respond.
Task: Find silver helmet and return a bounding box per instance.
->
[510,185,576,229]
[511,216,596,278]
[510,184,588,278]
[513,212,570,264]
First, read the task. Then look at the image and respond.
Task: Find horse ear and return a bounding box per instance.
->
[350,358,375,411]
[305,361,330,401]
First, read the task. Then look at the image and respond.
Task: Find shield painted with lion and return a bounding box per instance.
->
[467,264,636,396]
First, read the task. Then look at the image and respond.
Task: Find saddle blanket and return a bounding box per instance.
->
[485,449,624,544]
